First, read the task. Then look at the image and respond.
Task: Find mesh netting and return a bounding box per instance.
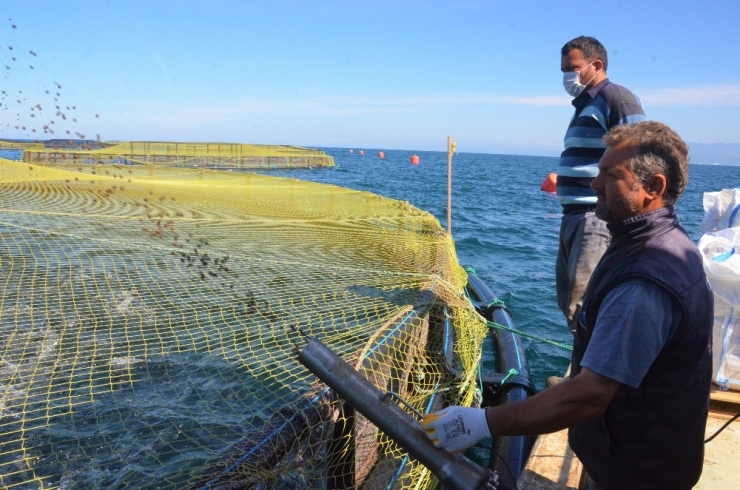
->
[0,141,45,150]
[0,157,487,489]
[16,141,334,169]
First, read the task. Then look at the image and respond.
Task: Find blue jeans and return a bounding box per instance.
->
[556,212,610,335]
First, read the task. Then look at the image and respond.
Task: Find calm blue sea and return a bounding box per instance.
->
[255,148,739,389]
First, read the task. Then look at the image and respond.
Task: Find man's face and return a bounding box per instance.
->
[591,143,650,223]
[561,48,598,86]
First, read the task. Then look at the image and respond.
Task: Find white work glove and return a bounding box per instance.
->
[421,406,491,452]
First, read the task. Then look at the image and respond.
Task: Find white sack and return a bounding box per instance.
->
[700,188,740,233]
[699,227,740,391]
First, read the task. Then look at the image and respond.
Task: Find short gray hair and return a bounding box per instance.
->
[603,121,689,205]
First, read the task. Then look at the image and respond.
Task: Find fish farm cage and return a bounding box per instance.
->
[0,156,491,489]
[1,139,334,169]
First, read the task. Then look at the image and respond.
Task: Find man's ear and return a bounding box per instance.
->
[645,173,667,200]
[592,59,605,72]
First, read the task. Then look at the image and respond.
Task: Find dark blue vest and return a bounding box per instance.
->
[569,206,713,490]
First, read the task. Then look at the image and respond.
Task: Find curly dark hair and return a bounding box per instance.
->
[561,36,608,72]
[603,121,690,205]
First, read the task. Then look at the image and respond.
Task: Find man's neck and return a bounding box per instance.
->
[590,73,608,88]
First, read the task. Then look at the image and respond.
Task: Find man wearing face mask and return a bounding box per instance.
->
[549,36,646,386]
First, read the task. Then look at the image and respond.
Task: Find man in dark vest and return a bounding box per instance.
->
[422,121,713,490]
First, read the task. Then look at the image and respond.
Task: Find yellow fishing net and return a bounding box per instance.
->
[0,141,45,150]
[16,141,334,169]
[0,157,487,489]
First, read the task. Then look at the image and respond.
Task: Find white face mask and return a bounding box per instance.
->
[562,61,597,97]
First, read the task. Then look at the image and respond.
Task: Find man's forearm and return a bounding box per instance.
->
[485,368,620,437]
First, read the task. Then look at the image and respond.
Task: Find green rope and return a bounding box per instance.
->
[487,320,573,352]
[486,298,506,310]
[463,268,573,352]
[500,368,519,384]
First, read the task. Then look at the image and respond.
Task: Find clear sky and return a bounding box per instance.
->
[2,0,739,156]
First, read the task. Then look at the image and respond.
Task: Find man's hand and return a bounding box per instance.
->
[421,406,491,452]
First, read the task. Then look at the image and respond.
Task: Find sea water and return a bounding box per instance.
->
[256,148,739,388]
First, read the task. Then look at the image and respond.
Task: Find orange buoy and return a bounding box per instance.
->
[349,149,354,153]
[359,150,364,155]
[410,155,420,165]
[378,151,385,159]
[541,172,557,193]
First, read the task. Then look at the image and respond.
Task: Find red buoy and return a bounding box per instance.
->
[378,151,385,159]
[410,155,420,165]
[359,150,364,155]
[541,172,557,194]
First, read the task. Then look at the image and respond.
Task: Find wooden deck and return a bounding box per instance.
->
[518,429,582,490]
[517,386,740,489]
[696,387,740,489]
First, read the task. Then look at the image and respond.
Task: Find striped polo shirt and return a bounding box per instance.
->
[557,79,646,211]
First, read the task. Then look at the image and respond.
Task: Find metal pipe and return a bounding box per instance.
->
[297,336,502,490]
